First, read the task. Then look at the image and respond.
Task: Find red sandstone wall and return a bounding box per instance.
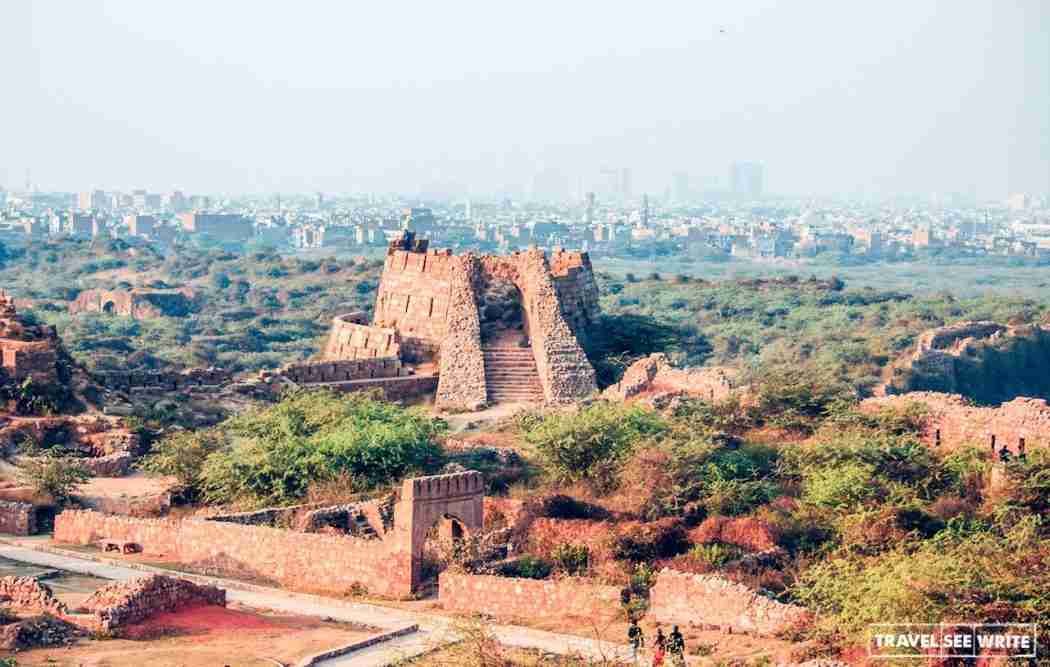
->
[549,249,600,337]
[648,569,811,636]
[373,248,456,361]
[862,392,1050,453]
[277,358,403,384]
[0,501,35,536]
[54,510,414,598]
[438,571,623,622]
[321,316,401,361]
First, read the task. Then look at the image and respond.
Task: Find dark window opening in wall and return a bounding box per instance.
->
[102,301,116,315]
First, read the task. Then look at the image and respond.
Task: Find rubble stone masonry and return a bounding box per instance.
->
[863,392,1050,452]
[81,574,225,632]
[54,510,414,598]
[0,501,35,535]
[438,571,623,622]
[649,569,811,636]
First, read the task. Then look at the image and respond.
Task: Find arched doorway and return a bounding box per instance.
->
[102,301,116,315]
[419,513,469,592]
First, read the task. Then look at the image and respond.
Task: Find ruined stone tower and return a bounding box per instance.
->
[319,233,599,409]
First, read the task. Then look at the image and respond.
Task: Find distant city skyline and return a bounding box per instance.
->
[2,1,1048,198]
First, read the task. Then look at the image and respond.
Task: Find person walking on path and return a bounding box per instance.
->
[652,627,667,666]
[668,625,686,666]
[628,619,645,664]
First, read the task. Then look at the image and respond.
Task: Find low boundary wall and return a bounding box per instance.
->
[54,509,413,599]
[648,569,811,636]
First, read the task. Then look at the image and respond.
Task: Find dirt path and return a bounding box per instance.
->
[0,541,641,666]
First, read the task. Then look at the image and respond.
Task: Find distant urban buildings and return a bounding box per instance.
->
[730,162,764,199]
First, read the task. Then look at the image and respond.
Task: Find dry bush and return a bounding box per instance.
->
[687,515,780,552]
[927,495,976,521]
[527,518,618,566]
[600,446,674,518]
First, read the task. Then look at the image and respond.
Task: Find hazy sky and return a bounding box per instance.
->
[2,1,1047,199]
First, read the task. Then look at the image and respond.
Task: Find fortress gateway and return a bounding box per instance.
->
[291,233,601,409]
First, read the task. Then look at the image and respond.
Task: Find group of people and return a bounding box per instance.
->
[628,620,686,666]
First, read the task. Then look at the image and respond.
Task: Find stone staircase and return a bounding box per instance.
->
[482,346,544,404]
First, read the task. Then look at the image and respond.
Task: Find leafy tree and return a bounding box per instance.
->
[19,457,90,505]
[139,430,228,499]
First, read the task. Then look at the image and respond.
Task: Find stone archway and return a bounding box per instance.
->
[393,471,484,592]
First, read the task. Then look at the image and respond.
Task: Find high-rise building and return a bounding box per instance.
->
[585,192,596,224]
[641,194,650,227]
[730,162,764,199]
[78,190,108,211]
[178,213,254,241]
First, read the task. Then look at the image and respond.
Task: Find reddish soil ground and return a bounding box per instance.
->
[13,602,374,667]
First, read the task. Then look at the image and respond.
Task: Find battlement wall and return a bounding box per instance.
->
[321,315,401,360]
[402,471,484,502]
[373,249,459,361]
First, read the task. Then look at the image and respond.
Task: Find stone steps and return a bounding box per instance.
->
[482,347,544,403]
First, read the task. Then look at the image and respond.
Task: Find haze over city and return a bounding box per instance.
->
[3,0,1048,198]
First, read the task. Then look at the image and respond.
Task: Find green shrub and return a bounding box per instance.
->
[199,390,445,505]
[522,403,665,492]
[499,556,552,580]
[551,543,591,575]
[139,430,228,499]
[688,542,744,568]
[18,456,90,505]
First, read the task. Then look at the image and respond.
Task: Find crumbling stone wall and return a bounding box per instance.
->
[321,314,401,360]
[438,571,622,622]
[68,288,194,319]
[0,294,61,385]
[435,256,487,409]
[549,249,601,339]
[275,358,404,384]
[0,500,35,535]
[0,577,67,616]
[602,353,736,403]
[648,569,811,636]
[862,392,1050,453]
[93,367,232,392]
[885,322,1050,403]
[55,471,485,599]
[54,509,413,598]
[81,574,225,632]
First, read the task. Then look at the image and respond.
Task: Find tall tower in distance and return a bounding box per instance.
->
[641,194,650,226]
[585,192,596,224]
[730,162,764,199]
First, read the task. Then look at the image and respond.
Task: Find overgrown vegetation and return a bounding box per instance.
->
[142,390,446,506]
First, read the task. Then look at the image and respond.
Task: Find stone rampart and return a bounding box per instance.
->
[648,569,811,636]
[276,358,403,384]
[93,367,232,392]
[0,501,36,536]
[549,249,600,338]
[435,255,487,409]
[862,392,1050,453]
[321,315,401,361]
[373,247,456,361]
[54,509,413,598]
[438,571,623,622]
[81,574,226,632]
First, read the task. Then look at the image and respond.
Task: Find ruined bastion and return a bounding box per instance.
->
[272,233,600,409]
[883,320,1050,405]
[0,292,61,386]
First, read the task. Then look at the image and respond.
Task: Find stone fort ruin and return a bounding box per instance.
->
[55,470,486,598]
[272,233,601,409]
